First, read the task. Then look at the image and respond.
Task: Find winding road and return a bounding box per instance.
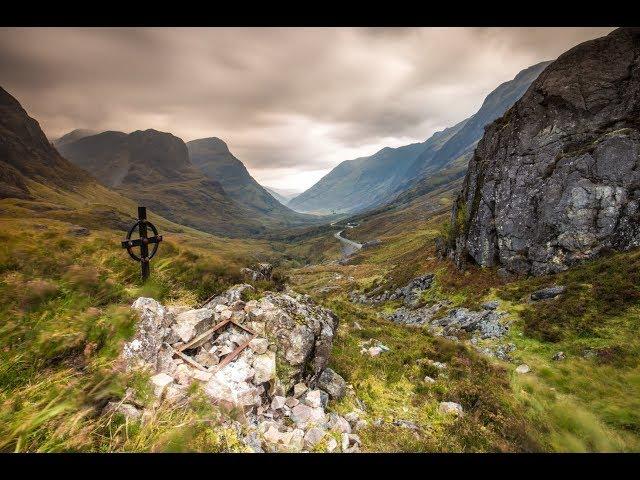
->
[334,230,362,258]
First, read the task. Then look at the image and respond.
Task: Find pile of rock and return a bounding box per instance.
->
[112,284,361,453]
[432,307,509,340]
[349,273,434,307]
[386,300,451,326]
[240,263,274,282]
[387,300,509,343]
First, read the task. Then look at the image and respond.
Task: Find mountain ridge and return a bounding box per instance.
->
[186,137,315,226]
[288,60,553,215]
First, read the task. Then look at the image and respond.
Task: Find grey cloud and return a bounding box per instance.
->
[0,27,615,188]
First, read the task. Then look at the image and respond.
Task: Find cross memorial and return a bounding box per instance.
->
[121,206,163,281]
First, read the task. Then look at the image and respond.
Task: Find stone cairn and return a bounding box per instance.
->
[106,284,363,453]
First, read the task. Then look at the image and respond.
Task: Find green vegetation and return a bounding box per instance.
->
[290,208,640,452]
[2,181,640,452]
[0,216,285,452]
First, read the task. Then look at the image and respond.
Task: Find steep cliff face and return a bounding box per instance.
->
[450,27,640,276]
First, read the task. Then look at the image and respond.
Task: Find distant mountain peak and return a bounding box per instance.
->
[53,128,99,147]
[187,136,312,223]
[188,136,230,153]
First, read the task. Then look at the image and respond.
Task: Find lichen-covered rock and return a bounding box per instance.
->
[203,284,255,309]
[257,290,338,391]
[317,367,347,400]
[241,263,274,282]
[449,27,640,276]
[121,297,170,371]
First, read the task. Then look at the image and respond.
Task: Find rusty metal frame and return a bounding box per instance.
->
[168,315,256,373]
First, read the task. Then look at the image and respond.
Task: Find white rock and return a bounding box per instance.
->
[253,351,276,384]
[354,419,368,431]
[172,308,214,343]
[293,382,308,398]
[304,427,326,449]
[303,390,323,408]
[271,395,286,410]
[344,411,360,425]
[203,357,260,407]
[285,397,299,408]
[249,337,269,355]
[165,384,188,404]
[516,364,531,374]
[219,345,234,356]
[289,429,305,452]
[439,401,464,416]
[150,372,174,396]
[263,426,282,444]
[326,437,338,452]
[429,360,447,369]
[326,413,351,434]
[424,375,436,384]
[190,369,213,382]
[194,350,219,368]
[341,432,350,451]
[122,298,168,371]
[174,364,193,385]
[368,346,382,356]
[291,404,326,428]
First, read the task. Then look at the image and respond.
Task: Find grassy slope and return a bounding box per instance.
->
[0,180,297,451]
[289,203,640,452]
[2,166,639,452]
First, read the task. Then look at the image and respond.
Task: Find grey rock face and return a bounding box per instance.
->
[435,308,509,339]
[316,367,347,400]
[450,28,640,276]
[350,273,434,307]
[386,301,449,326]
[121,297,170,371]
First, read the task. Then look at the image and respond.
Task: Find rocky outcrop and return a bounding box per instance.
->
[387,300,509,341]
[115,285,357,453]
[240,263,274,282]
[350,273,434,307]
[449,28,640,275]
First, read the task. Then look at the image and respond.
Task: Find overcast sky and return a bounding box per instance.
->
[0,27,614,191]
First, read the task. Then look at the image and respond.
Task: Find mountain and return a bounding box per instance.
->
[448,27,640,276]
[288,61,552,216]
[53,128,97,148]
[264,187,291,205]
[186,137,314,226]
[264,186,300,205]
[57,129,272,237]
[0,86,90,200]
